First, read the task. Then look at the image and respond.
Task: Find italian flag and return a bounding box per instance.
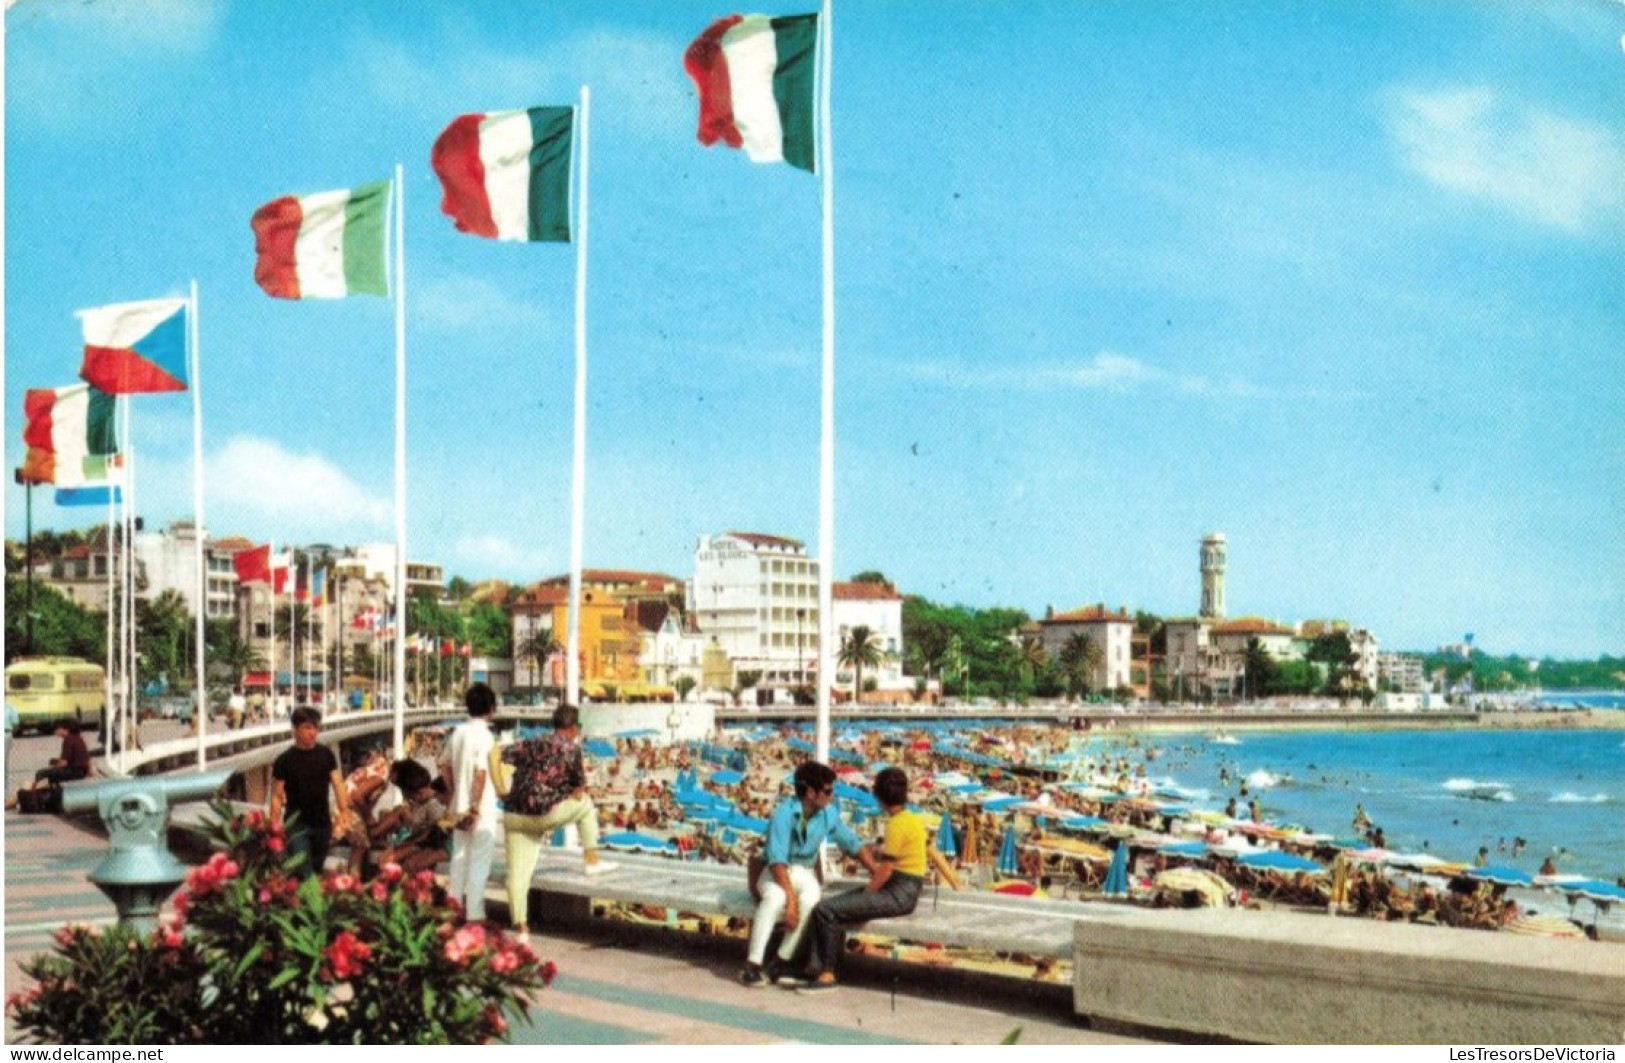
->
[684,13,818,172]
[19,384,119,487]
[250,181,389,299]
[431,107,574,242]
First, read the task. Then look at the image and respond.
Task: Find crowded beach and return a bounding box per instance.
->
[383,717,1622,969]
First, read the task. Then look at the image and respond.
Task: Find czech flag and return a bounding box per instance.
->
[78,298,189,394]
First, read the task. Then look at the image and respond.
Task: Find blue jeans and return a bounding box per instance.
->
[807,873,923,976]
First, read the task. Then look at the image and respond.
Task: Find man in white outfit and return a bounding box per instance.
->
[740,761,877,988]
[440,682,498,921]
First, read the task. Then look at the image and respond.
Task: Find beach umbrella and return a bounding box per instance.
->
[1102,843,1130,898]
[1236,850,1325,875]
[996,823,1020,877]
[1157,841,1209,859]
[962,815,980,867]
[709,769,743,786]
[600,831,674,854]
[1153,867,1231,907]
[1057,814,1110,832]
[1465,865,1534,888]
[979,795,1024,813]
[1552,880,1625,906]
[935,812,958,859]
[583,739,617,759]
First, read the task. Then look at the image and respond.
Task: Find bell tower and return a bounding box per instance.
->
[1200,533,1227,619]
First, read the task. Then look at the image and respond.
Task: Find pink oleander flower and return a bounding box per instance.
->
[323,872,359,896]
[322,931,372,981]
[488,949,519,974]
[369,881,389,903]
[377,861,404,884]
[538,960,558,986]
[482,1005,507,1036]
[441,923,487,966]
[267,835,285,854]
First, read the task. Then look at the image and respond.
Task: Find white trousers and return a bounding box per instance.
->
[448,823,497,921]
[747,863,822,966]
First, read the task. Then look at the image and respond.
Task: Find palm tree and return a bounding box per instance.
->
[516,627,560,690]
[1019,636,1048,686]
[838,625,883,700]
[1058,633,1104,701]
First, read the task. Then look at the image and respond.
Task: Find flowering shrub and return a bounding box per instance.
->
[9,802,555,1044]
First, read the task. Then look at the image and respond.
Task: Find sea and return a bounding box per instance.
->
[1078,723,1623,882]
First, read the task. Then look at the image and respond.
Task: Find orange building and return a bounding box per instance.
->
[509,583,645,696]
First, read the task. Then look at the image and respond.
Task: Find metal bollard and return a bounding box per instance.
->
[60,771,231,932]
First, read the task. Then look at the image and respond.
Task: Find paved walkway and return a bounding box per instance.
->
[3,801,1150,1045]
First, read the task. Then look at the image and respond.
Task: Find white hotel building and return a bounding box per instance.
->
[688,532,820,690]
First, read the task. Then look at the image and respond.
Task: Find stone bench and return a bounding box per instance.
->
[1072,905,1625,1044]
[519,847,1125,959]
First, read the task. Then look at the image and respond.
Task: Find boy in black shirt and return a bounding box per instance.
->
[269,707,352,877]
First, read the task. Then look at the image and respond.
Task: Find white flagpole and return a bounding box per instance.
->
[104,472,116,758]
[392,163,408,755]
[814,0,835,763]
[566,87,591,711]
[123,401,136,774]
[305,557,314,700]
[190,280,208,769]
[268,539,277,716]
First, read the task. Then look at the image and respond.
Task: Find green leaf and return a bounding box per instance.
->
[232,941,265,980]
[267,967,300,990]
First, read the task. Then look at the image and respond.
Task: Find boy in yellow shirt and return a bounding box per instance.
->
[799,767,960,993]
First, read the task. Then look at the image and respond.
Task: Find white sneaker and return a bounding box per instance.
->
[583,861,619,876]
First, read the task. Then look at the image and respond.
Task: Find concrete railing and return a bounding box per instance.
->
[1073,906,1625,1044]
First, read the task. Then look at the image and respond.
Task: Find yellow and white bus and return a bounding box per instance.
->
[5,657,105,735]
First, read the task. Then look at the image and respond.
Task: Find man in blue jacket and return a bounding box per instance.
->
[741,760,877,988]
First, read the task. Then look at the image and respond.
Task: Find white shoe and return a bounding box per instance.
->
[583,861,619,876]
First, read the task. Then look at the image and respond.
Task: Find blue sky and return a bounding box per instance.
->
[6,0,1623,658]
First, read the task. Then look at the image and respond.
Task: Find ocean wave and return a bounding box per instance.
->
[1548,792,1610,804]
[1443,778,1515,802]
[1245,769,1287,790]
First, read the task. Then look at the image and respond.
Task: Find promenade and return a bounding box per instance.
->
[2,727,1149,1046]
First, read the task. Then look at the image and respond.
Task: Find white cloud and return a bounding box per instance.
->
[8,0,219,51]
[449,534,557,578]
[412,274,559,338]
[208,436,391,532]
[1385,86,1624,234]
[889,351,1369,401]
[892,352,1263,397]
[414,274,557,334]
[354,24,688,133]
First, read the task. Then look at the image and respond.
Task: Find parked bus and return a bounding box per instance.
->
[5,657,105,735]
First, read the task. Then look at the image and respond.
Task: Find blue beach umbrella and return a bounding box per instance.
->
[1465,866,1534,888]
[1158,841,1210,859]
[1552,880,1625,907]
[996,823,1020,877]
[936,811,958,859]
[709,768,744,786]
[1102,844,1130,898]
[1057,815,1110,832]
[979,795,1024,813]
[600,831,674,854]
[1236,850,1325,875]
[583,739,617,759]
